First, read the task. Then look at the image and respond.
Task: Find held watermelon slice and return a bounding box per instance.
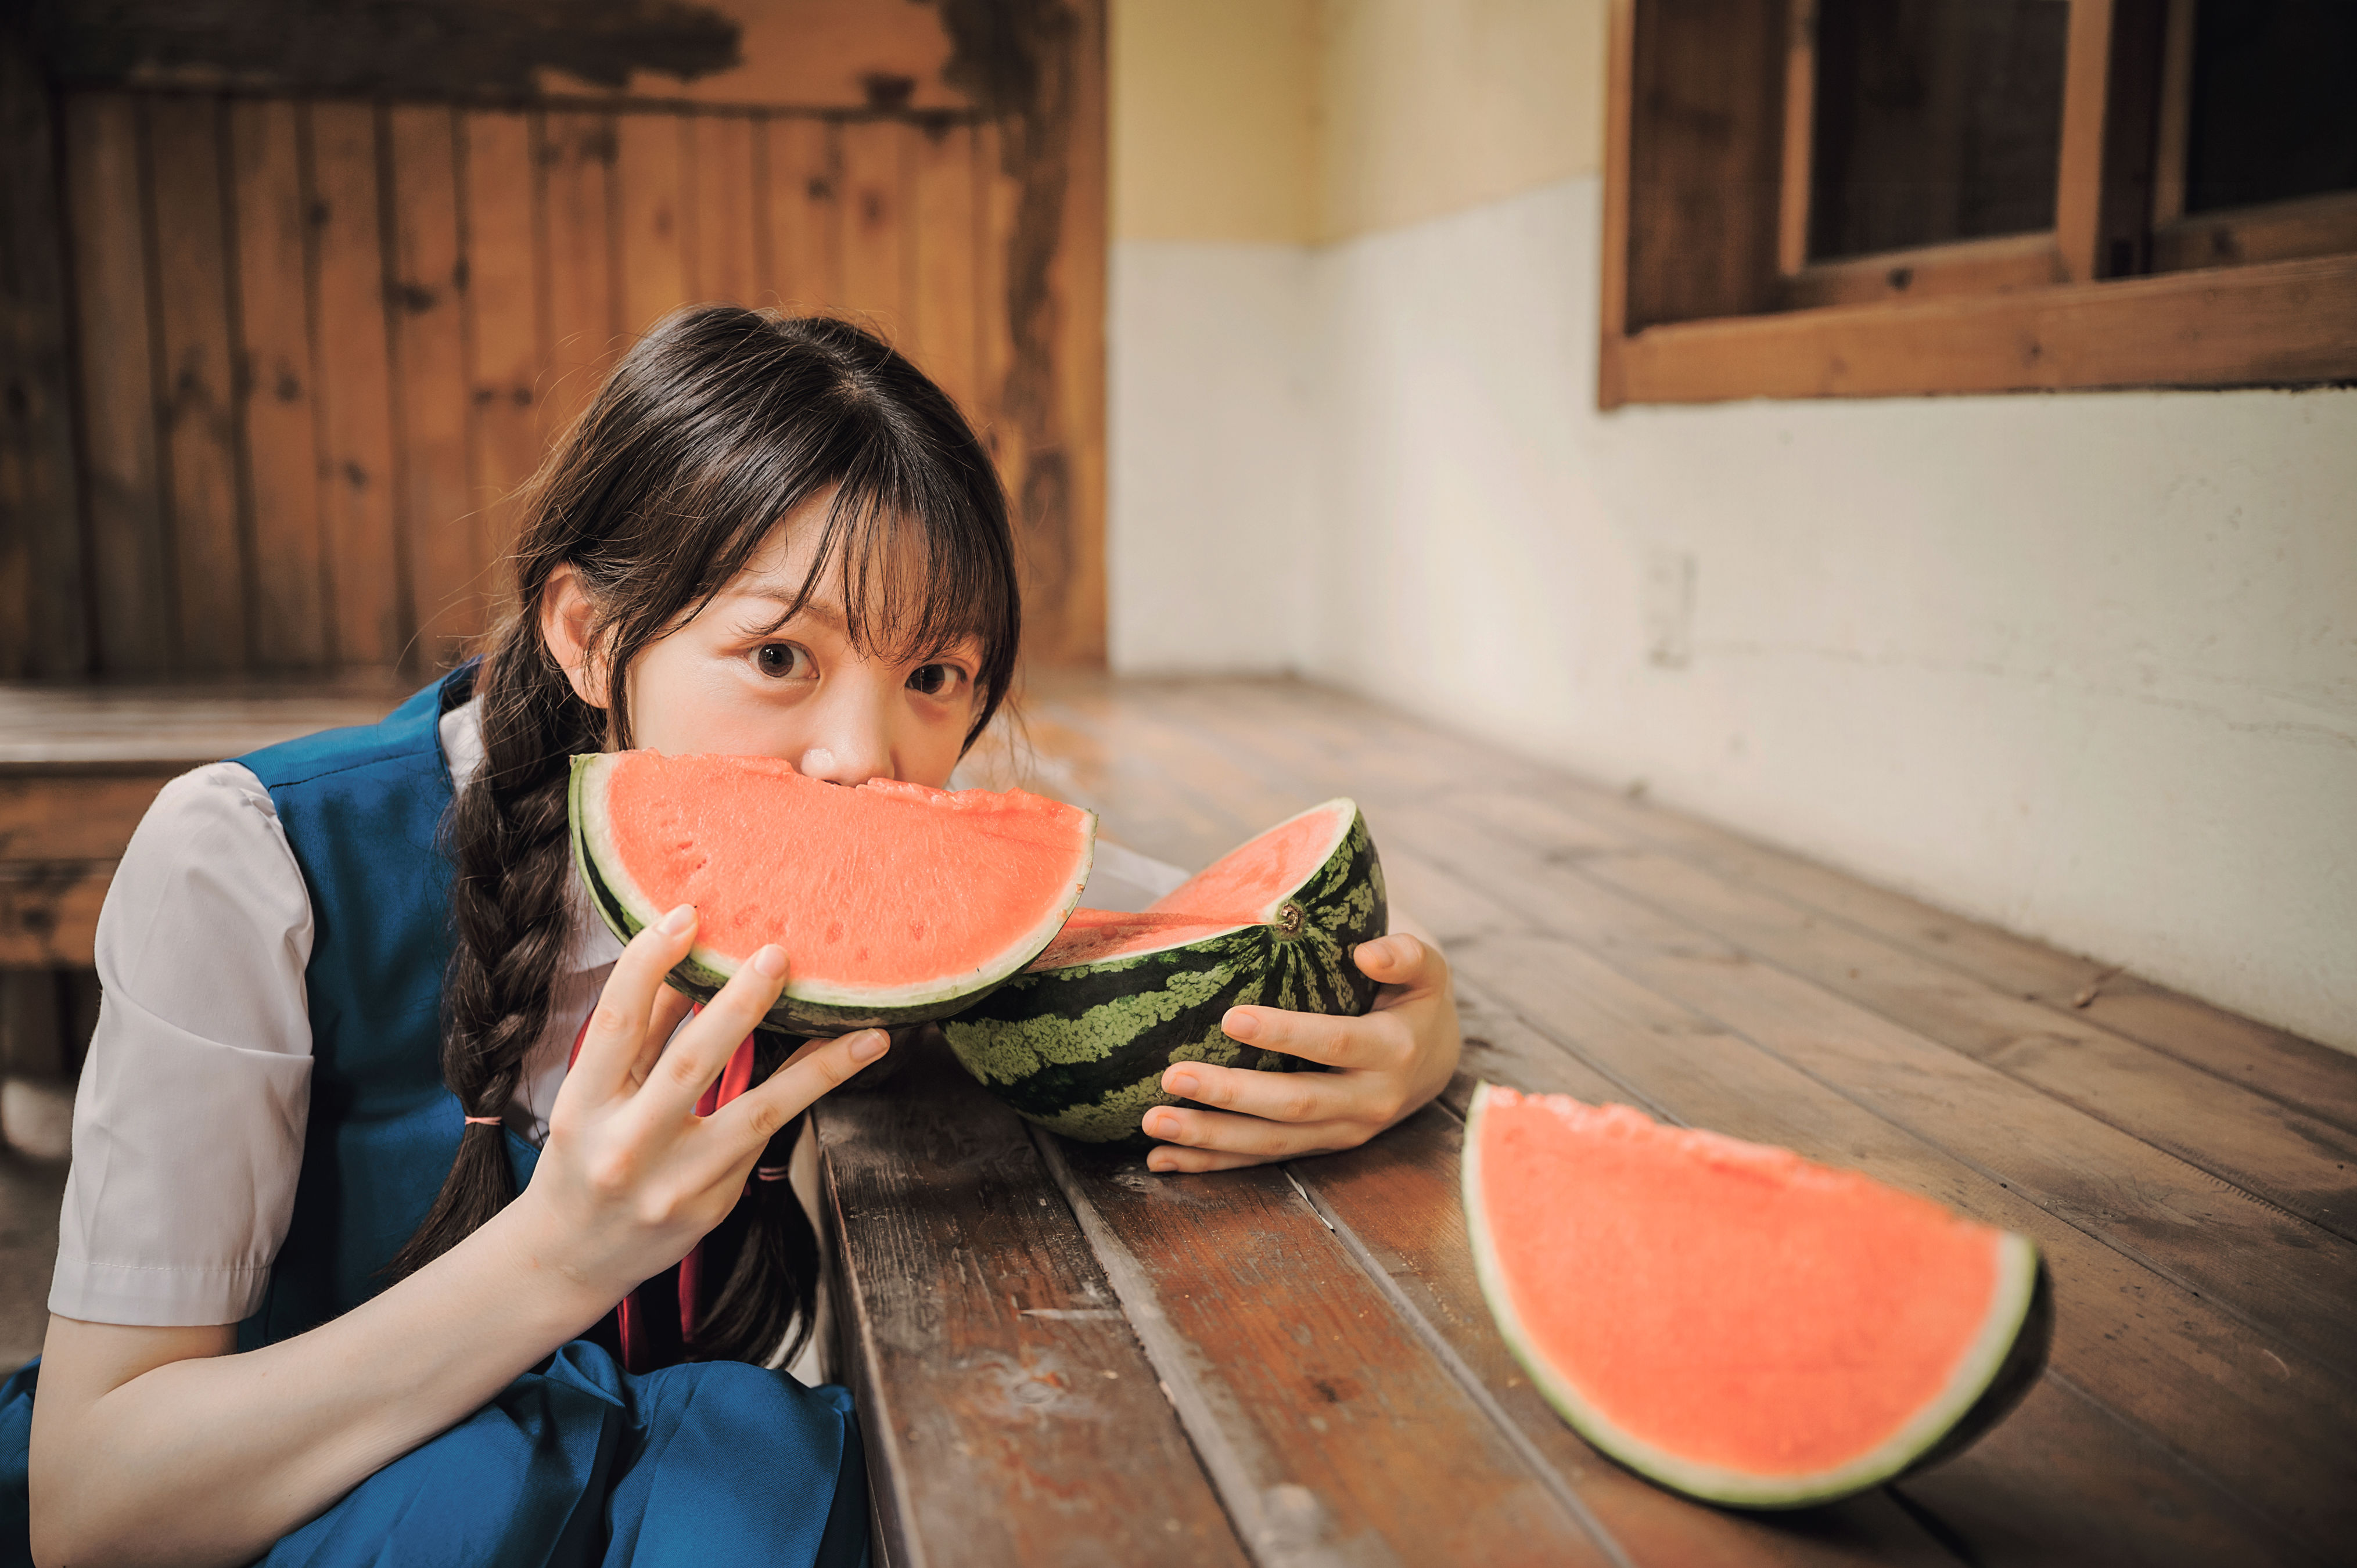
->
[942,799,1386,1143]
[1463,1085,2051,1508]
[569,751,1096,1036]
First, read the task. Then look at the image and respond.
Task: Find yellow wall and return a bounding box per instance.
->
[1112,0,1320,243]
[1316,0,1608,241]
[1112,0,1608,246]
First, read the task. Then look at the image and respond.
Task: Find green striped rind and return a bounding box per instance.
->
[1460,1082,2053,1508]
[569,753,1095,1038]
[942,801,1386,1143]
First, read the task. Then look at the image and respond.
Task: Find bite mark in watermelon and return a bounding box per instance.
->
[570,751,1096,1035]
[1463,1084,2051,1508]
[942,799,1387,1143]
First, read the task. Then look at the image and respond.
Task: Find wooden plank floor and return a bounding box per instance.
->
[820,671,2352,1568]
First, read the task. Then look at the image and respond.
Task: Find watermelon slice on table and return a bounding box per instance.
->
[569,751,1096,1036]
[943,798,1388,1144]
[1463,1084,2051,1508]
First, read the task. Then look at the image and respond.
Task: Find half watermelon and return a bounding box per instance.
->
[1463,1084,2050,1508]
[942,798,1386,1143]
[570,751,1096,1035]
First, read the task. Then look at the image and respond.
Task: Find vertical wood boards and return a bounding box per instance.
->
[145,96,246,673]
[228,98,328,670]
[691,114,759,307]
[385,106,477,666]
[814,1039,1252,1568]
[63,95,169,674]
[461,109,540,581]
[616,113,689,340]
[0,37,87,678]
[839,118,910,341]
[307,102,402,670]
[910,122,982,420]
[535,111,619,451]
[761,117,842,314]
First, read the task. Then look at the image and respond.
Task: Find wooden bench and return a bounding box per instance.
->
[814,671,2357,1568]
[0,682,405,1140]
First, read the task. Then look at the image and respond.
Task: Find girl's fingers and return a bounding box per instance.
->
[572,905,699,1102]
[1146,1145,1282,1174]
[1357,933,1446,995]
[1221,1004,1409,1074]
[1139,1103,1363,1161]
[633,985,696,1088]
[633,943,792,1123]
[699,1027,890,1178]
[1159,1059,1392,1127]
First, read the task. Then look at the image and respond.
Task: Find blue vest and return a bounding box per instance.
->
[235,665,540,1347]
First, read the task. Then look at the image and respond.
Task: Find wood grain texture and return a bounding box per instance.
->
[307,102,403,669]
[64,94,170,674]
[814,1037,1250,1568]
[1033,1133,1616,1566]
[910,121,981,419]
[691,114,758,306]
[0,860,112,967]
[459,109,540,578]
[761,116,842,313]
[0,37,88,679]
[535,110,619,449]
[839,118,910,341]
[386,105,478,665]
[616,113,688,339]
[228,98,328,670]
[146,95,247,674]
[0,774,170,864]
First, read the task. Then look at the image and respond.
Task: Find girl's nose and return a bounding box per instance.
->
[795,692,894,785]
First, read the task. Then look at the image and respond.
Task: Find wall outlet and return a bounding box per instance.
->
[1643,548,1694,668]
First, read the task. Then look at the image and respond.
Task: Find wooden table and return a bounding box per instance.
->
[815,673,2355,1568]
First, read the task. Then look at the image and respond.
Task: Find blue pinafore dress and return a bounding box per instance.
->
[0,668,867,1567]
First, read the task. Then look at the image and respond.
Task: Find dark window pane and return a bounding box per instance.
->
[1809,0,2070,260]
[2185,0,2357,213]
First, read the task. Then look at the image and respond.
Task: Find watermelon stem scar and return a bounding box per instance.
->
[943,799,1388,1145]
[1463,1084,2052,1508]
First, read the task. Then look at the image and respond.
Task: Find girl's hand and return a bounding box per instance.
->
[1142,931,1461,1173]
[513,903,889,1299]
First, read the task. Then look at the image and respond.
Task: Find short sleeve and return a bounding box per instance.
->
[50,762,316,1327]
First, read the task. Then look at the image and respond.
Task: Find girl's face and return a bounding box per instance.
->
[544,491,987,789]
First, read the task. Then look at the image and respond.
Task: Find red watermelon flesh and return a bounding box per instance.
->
[1464,1084,2049,1507]
[1029,800,1363,968]
[570,750,1095,1034]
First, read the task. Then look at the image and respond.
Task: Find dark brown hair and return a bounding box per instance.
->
[385,307,1021,1366]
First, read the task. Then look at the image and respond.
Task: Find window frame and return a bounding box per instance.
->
[1597,0,2357,408]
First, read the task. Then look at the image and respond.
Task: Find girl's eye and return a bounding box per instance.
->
[907,663,966,699]
[754,643,811,680]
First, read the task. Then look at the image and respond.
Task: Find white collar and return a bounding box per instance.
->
[440,695,627,975]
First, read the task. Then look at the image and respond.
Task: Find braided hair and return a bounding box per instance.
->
[382,307,1022,1366]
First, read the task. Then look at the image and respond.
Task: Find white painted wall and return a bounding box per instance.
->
[1109,179,2357,1051]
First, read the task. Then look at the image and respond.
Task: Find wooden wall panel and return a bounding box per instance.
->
[387,106,479,661]
[763,117,842,312]
[617,114,689,340]
[229,98,328,669]
[839,119,910,338]
[63,95,169,674]
[147,96,247,672]
[42,19,1107,678]
[462,109,541,580]
[692,114,759,305]
[308,103,403,668]
[537,111,619,446]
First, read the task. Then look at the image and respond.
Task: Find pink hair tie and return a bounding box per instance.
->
[462,1115,502,1126]
[754,1164,792,1182]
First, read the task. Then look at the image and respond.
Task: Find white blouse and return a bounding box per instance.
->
[51,697,1185,1338]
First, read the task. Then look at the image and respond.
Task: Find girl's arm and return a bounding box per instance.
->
[29,912,886,1568]
[1140,915,1463,1173]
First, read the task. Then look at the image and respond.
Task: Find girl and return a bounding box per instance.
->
[8,308,1461,1566]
